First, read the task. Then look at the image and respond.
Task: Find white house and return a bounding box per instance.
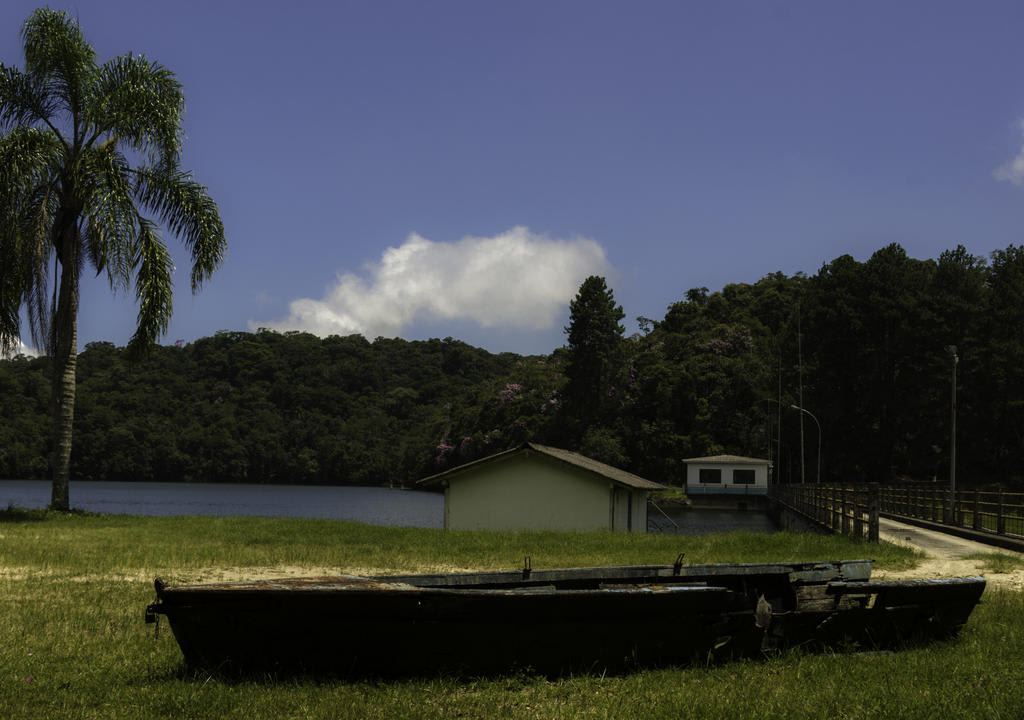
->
[683,455,771,496]
[418,443,665,532]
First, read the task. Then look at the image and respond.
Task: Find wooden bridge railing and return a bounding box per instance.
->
[769,483,1024,544]
[769,484,879,542]
[876,486,1024,539]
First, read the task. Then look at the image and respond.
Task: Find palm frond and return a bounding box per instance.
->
[0,126,63,192]
[20,8,96,122]
[79,145,139,292]
[25,191,56,354]
[89,54,184,165]
[0,64,57,130]
[126,217,173,360]
[0,225,25,354]
[4,8,225,362]
[0,127,63,353]
[133,165,225,292]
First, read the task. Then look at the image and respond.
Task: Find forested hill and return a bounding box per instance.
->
[2,241,1023,489]
[0,333,557,486]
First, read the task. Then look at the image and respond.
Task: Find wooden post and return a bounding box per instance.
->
[841,486,850,535]
[832,486,839,530]
[931,487,938,523]
[973,490,982,531]
[854,486,864,540]
[864,483,880,540]
[998,490,1006,535]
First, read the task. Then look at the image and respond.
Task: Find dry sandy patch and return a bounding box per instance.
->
[876,516,1024,591]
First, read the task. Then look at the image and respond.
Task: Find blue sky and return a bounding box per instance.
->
[6,0,1024,356]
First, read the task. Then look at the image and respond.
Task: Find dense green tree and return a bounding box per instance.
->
[563,276,626,438]
[977,245,1024,483]
[804,246,939,482]
[0,9,225,508]
[0,352,50,478]
[2,243,1023,491]
[628,279,784,484]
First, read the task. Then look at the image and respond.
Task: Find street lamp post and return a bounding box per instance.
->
[760,397,783,486]
[946,345,958,523]
[790,405,821,484]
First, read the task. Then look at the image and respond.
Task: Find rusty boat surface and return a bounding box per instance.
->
[145,558,985,676]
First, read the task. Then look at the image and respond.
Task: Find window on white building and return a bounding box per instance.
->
[699,468,722,484]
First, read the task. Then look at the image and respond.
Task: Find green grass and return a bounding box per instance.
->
[963,552,1024,575]
[0,510,1018,720]
[651,486,688,503]
[0,508,923,580]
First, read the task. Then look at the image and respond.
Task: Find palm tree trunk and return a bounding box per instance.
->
[50,242,79,512]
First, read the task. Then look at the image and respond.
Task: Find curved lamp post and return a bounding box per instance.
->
[946,345,958,523]
[790,405,821,484]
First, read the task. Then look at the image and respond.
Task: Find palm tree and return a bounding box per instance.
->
[0,9,226,510]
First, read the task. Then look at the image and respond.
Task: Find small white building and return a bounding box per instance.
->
[418,443,665,533]
[683,455,771,496]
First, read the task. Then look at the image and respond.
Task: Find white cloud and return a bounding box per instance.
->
[993,119,1024,185]
[1,339,39,359]
[251,227,612,340]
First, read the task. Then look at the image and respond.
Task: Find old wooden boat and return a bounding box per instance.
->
[144,558,985,676]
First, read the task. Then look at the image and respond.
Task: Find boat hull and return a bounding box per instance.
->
[145,560,985,676]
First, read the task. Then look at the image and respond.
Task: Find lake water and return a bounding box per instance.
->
[0,480,445,529]
[0,480,777,534]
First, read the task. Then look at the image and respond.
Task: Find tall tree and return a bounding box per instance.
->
[563,276,625,442]
[978,245,1024,483]
[0,9,225,510]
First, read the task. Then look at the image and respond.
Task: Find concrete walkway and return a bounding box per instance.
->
[879,516,1020,559]
[874,517,1024,590]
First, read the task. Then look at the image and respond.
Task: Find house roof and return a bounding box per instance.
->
[418,442,666,491]
[683,454,771,465]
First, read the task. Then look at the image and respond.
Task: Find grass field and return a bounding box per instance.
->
[1,509,1021,720]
